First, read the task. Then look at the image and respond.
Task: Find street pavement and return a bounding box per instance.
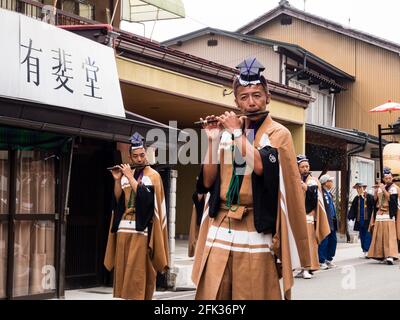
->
[61,242,400,300]
[292,243,400,300]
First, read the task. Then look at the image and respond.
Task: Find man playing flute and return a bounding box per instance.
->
[192,57,311,300]
[104,133,169,299]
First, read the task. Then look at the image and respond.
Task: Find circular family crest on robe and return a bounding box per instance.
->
[269,154,277,163]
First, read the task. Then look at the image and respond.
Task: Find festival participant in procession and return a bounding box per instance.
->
[318,174,338,269]
[191,57,311,300]
[296,156,330,279]
[367,167,399,264]
[104,134,169,299]
[348,182,375,257]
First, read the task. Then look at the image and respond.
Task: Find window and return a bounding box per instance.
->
[349,156,375,202]
[16,150,56,215]
[13,220,55,296]
[0,0,17,11]
[289,79,335,127]
[0,126,71,299]
[13,150,56,297]
[62,0,94,20]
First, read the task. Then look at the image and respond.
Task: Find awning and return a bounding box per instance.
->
[301,69,345,92]
[0,126,70,150]
[121,0,185,22]
[286,64,346,93]
[306,123,384,145]
[0,97,177,147]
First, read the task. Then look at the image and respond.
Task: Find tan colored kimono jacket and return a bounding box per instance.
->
[188,204,200,258]
[303,175,330,270]
[368,184,399,260]
[104,166,169,300]
[192,116,311,300]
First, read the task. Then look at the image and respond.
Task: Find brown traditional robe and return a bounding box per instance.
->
[304,175,330,270]
[368,184,399,260]
[104,166,169,300]
[192,116,311,300]
[188,204,200,258]
[188,192,207,257]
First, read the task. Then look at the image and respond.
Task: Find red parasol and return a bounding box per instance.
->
[369,100,400,113]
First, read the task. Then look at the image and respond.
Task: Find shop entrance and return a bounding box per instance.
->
[65,138,115,289]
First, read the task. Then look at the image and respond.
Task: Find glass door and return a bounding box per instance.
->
[12,150,58,298]
[0,150,8,299]
[0,125,73,299]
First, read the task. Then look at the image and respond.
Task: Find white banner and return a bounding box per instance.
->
[0,8,125,118]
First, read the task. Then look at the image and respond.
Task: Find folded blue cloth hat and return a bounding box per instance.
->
[383,167,392,176]
[236,57,265,86]
[296,154,309,165]
[129,132,144,151]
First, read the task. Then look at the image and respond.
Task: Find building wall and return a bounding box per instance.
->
[252,16,400,135]
[253,17,357,76]
[336,41,400,136]
[170,34,281,83]
[286,123,305,154]
[175,163,200,236]
[116,57,236,108]
[269,98,305,125]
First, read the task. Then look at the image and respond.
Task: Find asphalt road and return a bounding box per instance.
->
[292,244,400,300]
[153,243,400,300]
[63,243,400,300]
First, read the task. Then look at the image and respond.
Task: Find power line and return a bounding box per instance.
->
[185,15,212,28]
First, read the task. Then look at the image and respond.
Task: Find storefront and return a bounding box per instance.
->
[0,127,72,299]
[0,9,174,299]
[0,98,176,299]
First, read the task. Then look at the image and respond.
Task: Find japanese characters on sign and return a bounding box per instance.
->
[0,8,125,118]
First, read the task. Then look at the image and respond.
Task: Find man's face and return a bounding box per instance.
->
[356,186,364,195]
[298,161,310,177]
[383,174,393,184]
[235,84,270,121]
[325,180,334,190]
[363,186,367,193]
[130,147,146,165]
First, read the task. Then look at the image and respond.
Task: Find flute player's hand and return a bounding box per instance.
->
[217,111,245,134]
[120,164,134,181]
[201,115,222,141]
[111,166,123,180]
